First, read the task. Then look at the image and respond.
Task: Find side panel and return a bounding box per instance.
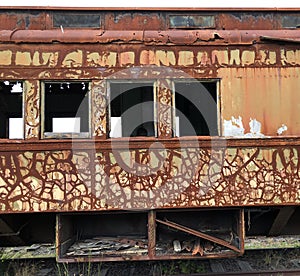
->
[0,141,298,212]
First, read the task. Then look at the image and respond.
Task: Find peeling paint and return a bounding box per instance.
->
[281,49,300,66]
[2,47,300,69]
[87,52,117,67]
[241,50,255,66]
[196,51,211,66]
[223,116,244,137]
[244,118,265,138]
[15,51,32,66]
[212,50,229,66]
[119,51,135,66]
[229,49,241,66]
[62,50,83,67]
[156,50,176,66]
[0,50,12,65]
[223,117,266,137]
[178,51,194,66]
[277,124,288,135]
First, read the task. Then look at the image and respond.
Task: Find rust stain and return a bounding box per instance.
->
[219,67,300,136]
[2,45,300,72]
[1,29,300,45]
[0,8,300,263]
[0,139,298,212]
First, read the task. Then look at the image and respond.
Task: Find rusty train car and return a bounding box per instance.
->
[0,6,299,262]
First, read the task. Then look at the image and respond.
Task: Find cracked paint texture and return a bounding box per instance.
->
[0,144,299,212]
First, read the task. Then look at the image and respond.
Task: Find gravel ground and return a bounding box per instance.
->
[1,248,299,275]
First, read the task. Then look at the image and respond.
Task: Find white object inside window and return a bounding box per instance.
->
[110,117,122,138]
[175,116,180,137]
[53,117,81,133]
[9,118,24,139]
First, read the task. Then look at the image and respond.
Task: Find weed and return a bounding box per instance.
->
[160,261,176,276]
[3,260,38,276]
[177,260,206,274]
[56,262,69,276]
[158,260,207,275]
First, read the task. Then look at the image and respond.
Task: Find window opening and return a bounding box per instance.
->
[43,82,90,138]
[110,82,155,138]
[174,81,218,136]
[0,81,23,139]
[53,12,101,28]
[169,15,215,29]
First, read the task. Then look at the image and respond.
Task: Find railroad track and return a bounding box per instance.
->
[2,248,300,275]
[185,269,300,276]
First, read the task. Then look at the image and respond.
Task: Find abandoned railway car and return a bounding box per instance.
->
[0,6,299,262]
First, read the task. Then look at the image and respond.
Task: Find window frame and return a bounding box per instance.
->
[108,80,157,138]
[172,78,221,137]
[0,80,25,140]
[52,11,103,29]
[41,81,92,139]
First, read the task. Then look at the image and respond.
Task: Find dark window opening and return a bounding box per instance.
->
[43,82,89,138]
[0,81,23,139]
[175,81,218,136]
[110,83,155,137]
[53,13,101,28]
[282,15,300,28]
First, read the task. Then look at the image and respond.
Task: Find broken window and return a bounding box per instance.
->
[174,80,218,136]
[42,82,90,138]
[0,81,24,139]
[109,82,155,138]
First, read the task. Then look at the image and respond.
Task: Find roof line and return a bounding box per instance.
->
[1,6,300,11]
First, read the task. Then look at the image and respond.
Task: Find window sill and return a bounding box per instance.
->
[43,132,90,139]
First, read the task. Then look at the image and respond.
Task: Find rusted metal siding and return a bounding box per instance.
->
[0,9,299,215]
[0,11,48,30]
[0,139,298,212]
[219,67,300,136]
[1,43,300,136]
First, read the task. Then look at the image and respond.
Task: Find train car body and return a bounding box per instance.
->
[0,7,299,261]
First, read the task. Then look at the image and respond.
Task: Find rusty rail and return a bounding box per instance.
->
[1,29,300,44]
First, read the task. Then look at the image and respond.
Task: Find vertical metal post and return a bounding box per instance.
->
[91,80,107,139]
[148,210,156,258]
[24,80,40,140]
